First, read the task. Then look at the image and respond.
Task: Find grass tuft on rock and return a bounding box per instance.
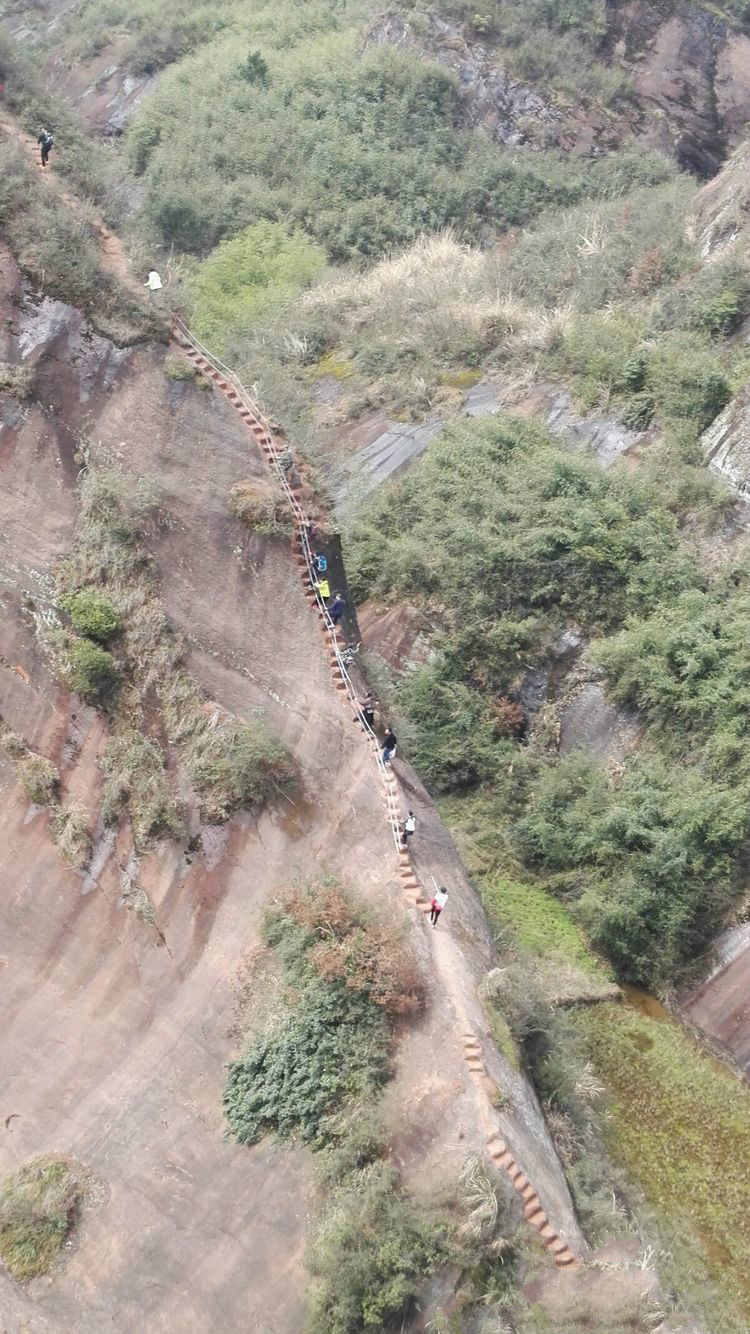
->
[50,803,92,868]
[0,1157,82,1281]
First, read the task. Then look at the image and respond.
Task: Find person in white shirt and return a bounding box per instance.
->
[401,810,416,846]
[430,887,448,927]
[144,270,163,293]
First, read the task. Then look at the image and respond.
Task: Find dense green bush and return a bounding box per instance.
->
[67,638,118,702]
[555,315,737,432]
[515,753,748,983]
[349,414,697,642]
[191,221,326,351]
[592,587,749,756]
[307,1161,447,1334]
[507,176,690,311]
[224,977,390,1145]
[653,259,750,338]
[62,589,122,642]
[396,664,510,791]
[129,30,667,262]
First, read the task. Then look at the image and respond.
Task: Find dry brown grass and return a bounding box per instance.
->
[278,882,425,1016]
[300,230,570,361]
[228,478,293,536]
[0,1156,82,1281]
[50,802,92,869]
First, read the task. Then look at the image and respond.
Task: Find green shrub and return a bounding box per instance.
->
[620,391,655,431]
[307,1160,447,1334]
[66,637,118,702]
[20,753,60,806]
[348,414,697,640]
[237,49,269,84]
[396,665,507,791]
[507,178,689,311]
[224,977,390,1145]
[621,350,648,392]
[653,259,750,338]
[0,1157,81,1281]
[130,35,659,263]
[516,752,748,983]
[192,221,326,351]
[592,588,749,748]
[62,589,122,642]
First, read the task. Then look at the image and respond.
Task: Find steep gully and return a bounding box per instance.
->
[169,316,580,1271]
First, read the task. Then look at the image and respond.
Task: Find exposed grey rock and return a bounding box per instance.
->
[544,388,644,467]
[462,379,503,417]
[366,10,560,147]
[559,682,641,765]
[701,386,750,499]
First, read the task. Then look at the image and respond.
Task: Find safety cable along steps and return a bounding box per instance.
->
[169,317,581,1271]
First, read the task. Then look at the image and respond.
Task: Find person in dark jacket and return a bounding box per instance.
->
[38,129,54,168]
[381,727,397,765]
[359,692,376,730]
[329,592,345,625]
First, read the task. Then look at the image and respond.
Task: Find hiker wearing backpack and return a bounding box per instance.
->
[38,129,54,168]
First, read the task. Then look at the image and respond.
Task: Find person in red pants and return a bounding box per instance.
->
[430,887,448,927]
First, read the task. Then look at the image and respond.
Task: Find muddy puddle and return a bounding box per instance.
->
[275,789,318,841]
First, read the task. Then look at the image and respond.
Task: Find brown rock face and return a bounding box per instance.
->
[627,4,750,176]
[369,3,750,173]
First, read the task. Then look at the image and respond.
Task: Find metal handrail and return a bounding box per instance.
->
[172,317,404,852]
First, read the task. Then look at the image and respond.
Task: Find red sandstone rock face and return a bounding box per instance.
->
[0,291,587,1330]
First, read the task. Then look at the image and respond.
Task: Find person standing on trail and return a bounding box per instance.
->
[401,810,416,846]
[37,129,54,168]
[430,887,448,927]
[144,270,163,295]
[359,692,376,730]
[381,727,397,765]
[314,576,331,601]
[313,552,328,574]
[329,592,345,626]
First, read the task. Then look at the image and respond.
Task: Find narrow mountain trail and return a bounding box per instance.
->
[170,319,582,1269]
[0,113,146,302]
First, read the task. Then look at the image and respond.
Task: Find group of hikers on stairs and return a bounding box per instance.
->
[306,526,451,928]
[20,113,451,935]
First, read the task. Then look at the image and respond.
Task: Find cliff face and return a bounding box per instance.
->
[367,3,750,172]
[0,256,588,1330]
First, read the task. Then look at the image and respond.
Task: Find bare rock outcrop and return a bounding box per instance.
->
[701,383,750,498]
